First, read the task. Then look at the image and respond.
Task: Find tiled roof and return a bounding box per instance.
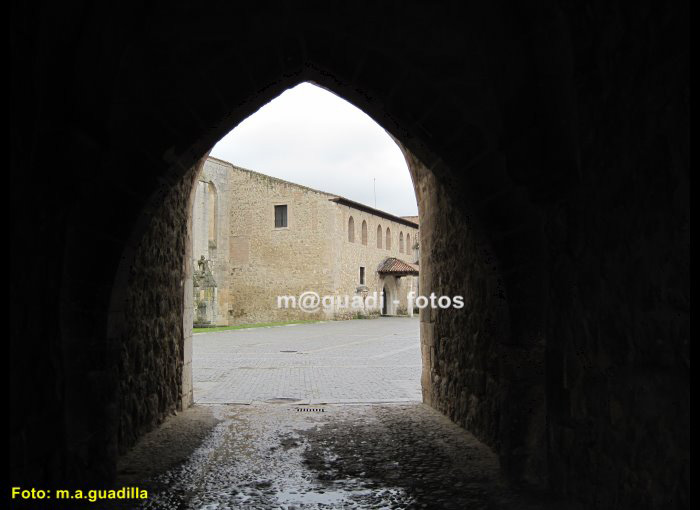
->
[377,257,419,275]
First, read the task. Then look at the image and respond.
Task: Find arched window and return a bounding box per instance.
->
[406,233,411,254]
[361,220,368,245]
[386,227,392,250]
[399,232,404,253]
[207,182,217,246]
[348,216,355,242]
[377,225,382,248]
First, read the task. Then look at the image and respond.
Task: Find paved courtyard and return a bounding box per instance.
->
[193,317,421,404]
[110,318,563,509]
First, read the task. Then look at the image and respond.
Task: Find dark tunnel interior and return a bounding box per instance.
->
[10,2,688,509]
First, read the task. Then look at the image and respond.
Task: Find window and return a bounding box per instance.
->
[274,204,287,228]
[359,266,365,285]
[399,232,404,253]
[386,227,392,250]
[361,220,368,245]
[377,225,383,248]
[348,216,355,242]
[406,233,411,254]
[207,182,218,252]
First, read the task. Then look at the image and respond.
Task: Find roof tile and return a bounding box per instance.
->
[377,257,419,275]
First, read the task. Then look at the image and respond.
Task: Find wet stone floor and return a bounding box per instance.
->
[114,403,559,510]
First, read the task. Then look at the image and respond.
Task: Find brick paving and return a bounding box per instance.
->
[193,317,421,404]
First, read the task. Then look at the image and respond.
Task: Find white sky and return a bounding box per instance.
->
[209,82,418,217]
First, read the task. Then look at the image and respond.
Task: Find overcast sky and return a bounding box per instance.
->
[209,82,418,217]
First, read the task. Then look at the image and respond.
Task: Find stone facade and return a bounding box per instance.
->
[192,157,419,324]
[191,158,233,325]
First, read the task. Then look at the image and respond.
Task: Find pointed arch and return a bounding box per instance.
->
[348,216,355,242]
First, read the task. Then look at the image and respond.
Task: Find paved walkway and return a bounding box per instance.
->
[110,319,565,509]
[193,317,421,404]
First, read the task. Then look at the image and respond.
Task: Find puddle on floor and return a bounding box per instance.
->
[113,404,559,510]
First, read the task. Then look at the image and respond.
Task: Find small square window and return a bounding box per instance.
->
[274,205,288,228]
[359,266,366,285]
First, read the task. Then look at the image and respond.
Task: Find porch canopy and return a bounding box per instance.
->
[377,257,419,277]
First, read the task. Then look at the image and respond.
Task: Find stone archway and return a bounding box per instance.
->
[105,62,546,484]
[18,22,551,491]
[11,3,688,507]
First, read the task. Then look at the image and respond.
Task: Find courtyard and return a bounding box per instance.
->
[193,317,422,404]
[110,318,565,509]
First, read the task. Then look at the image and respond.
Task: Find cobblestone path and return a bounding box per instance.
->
[116,404,562,509]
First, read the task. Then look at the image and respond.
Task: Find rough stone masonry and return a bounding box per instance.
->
[191,157,420,325]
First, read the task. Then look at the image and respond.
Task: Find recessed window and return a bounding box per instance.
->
[385,227,392,250]
[377,225,382,248]
[274,204,288,228]
[361,220,368,245]
[207,182,218,245]
[359,266,366,285]
[399,232,404,253]
[348,216,355,242]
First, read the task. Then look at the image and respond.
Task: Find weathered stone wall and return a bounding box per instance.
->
[194,158,420,323]
[406,148,514,464]
[225,163,338,322]
[117,163,199,453]
[402,3,690,502]
[192,158,233,324]
[332,204,419,317]
[543,3,690,506]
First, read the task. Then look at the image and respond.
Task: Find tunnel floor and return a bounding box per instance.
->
[114,403,561,509]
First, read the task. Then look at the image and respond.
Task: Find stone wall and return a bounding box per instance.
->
[225,164,338,323]
[401,2,690,501]
[192,158,233,324]
[543,2,690,505]
[117,162,200,453]
[405,148,515,468]
[194,158,420,323]
[332,203,419,317]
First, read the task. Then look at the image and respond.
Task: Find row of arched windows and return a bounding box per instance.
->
[348,215,414,255]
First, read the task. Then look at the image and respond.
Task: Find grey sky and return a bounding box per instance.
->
[209,82,418,217]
